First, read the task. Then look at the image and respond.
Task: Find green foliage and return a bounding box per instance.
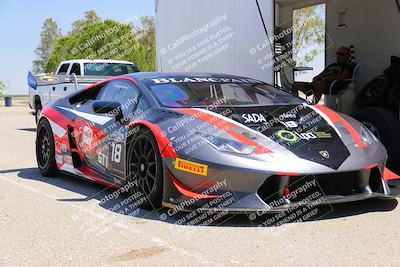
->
[0,81,6,97]
[292,5,325,66]
[33,18,62,73]
[43,11,156,73]
[70,10,102,35]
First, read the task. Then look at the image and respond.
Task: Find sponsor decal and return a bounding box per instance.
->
[64,155,73,165]
[242,113,267,124]
[280,112,297,119]
[175,158,208,176]
[277,130,332,142]
[55,141,62,153]
[319,150,330,159]
[149,77,263,85]
[277,130,319,142]
[83,126,93,146]
[55,154,63,164]
[277,120,332,142]
[315,132,332,139]
[277,130,299,142]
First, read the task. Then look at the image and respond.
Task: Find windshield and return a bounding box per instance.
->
[144,78,304,107]
[84,63,139,76]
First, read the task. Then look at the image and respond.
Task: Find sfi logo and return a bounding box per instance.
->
[242,113,267,124]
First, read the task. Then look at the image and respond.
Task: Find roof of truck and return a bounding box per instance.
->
[59,59,135,65]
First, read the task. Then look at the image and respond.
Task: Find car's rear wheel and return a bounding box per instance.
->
[127,128,163,209]
[36,119,58,176]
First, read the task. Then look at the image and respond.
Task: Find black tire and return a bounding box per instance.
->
[386,80,400,108]
[126,128,163,209]
[352,107,400,172]
[36,118,58,176]
[356,75,389,107]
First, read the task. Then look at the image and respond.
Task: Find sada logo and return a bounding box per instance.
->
[242,113,267,124]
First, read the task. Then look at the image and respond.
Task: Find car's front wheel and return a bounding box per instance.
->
[36,119,58,176]
[127,128,163,209]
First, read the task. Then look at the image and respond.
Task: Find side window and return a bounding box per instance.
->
[135,95,150,115]
[58,64,70,75]
[70,63,81,75]
[98,80,141,116]
[69,83,105,106]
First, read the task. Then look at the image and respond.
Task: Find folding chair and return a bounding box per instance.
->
[324,45,359,114]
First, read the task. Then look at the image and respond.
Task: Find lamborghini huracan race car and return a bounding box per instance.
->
[36,72,400,213]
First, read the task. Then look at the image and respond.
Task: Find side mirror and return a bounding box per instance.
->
[69,73,77,83]
[92,100,123,122]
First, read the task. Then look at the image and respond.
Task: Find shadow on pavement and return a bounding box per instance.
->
[17,128,36,132]
[4,167,398,228]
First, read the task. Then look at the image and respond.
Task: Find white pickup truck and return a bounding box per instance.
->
[28,59,139,122]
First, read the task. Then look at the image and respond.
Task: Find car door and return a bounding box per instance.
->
[94,79,143,181]
[51,63,70,101]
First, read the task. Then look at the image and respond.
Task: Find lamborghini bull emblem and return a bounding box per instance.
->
[319,150,330,159]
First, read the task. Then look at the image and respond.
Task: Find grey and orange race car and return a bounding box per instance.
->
[36,72,400,213]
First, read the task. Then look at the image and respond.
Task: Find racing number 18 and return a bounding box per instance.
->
[111,143,122,163]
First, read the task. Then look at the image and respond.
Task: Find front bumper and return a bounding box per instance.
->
[162,158,400,213]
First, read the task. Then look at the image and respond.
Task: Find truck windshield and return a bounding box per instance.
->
[145,80,304,108]
[84,63,139,76]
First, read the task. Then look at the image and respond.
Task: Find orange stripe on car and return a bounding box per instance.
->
[383,167,400,181]
[128,120,177,158]
[176,108,272,154]
[167,171,218,199]
[314,105,367,149]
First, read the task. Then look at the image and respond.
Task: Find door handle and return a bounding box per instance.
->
[64,87,67,91]
[52,87,55,91]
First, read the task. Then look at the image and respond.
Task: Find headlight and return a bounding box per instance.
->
[198,133,256,155]
[360,124,376,145]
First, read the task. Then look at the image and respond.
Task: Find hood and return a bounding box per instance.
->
[209,104,351,170]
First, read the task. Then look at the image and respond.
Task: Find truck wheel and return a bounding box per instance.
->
[352,107,400,172]
[36,118,58,176]
[34,96,42,124]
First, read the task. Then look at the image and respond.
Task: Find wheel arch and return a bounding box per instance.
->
[127,121,177,158]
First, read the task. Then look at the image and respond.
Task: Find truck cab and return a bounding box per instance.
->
[29,59,139,122]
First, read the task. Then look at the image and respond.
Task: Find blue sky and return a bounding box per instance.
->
[0,0,155,95]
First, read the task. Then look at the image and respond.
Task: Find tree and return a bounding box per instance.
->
[137,17,156,71]
[32,19,62,74]
[69,10,101,35]
[292,4,326,66]
[45,13,156,72]
[0,80,6,97]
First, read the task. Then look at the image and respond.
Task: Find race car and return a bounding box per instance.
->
[36,72,400,213]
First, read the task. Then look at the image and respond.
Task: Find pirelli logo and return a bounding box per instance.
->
[175,158,208,176]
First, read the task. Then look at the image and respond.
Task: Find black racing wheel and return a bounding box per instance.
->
[127,128,163,209]
[36,118,58,176]
[356,75,389,107]
[352,107,400,173]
